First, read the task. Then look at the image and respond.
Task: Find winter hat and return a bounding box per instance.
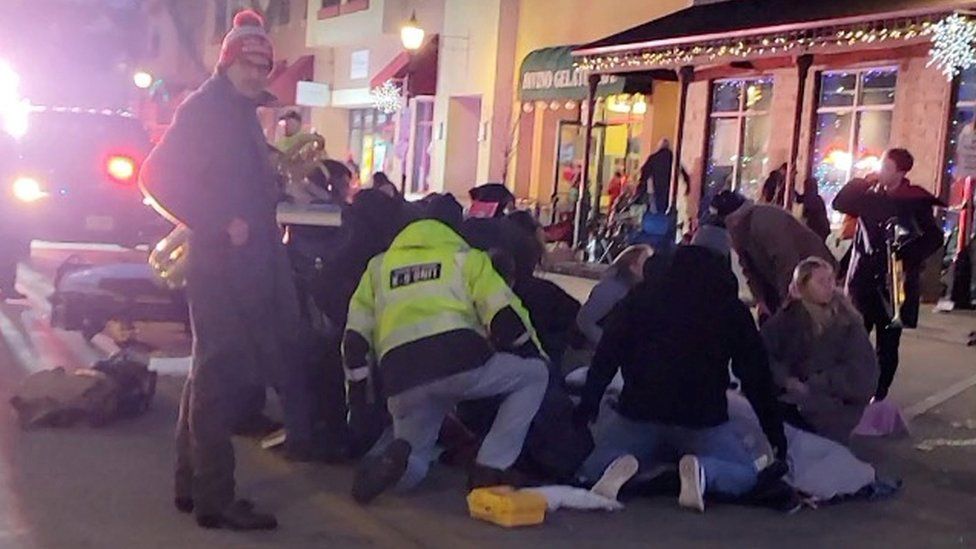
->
[711,190,746,218]
[691,223,731,258]
[217,10,274,71]
[426,193,464,229]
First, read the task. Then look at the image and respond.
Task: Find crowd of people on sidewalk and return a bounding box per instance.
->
[134,10,945,531]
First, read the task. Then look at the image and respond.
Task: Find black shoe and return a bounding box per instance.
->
[467,464,531,491]
[196,500,277,531]
[177,497,254,515]
[467,464,505,491]
[352,439,411,505]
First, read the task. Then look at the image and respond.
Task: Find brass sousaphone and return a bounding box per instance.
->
[148,134,327,289]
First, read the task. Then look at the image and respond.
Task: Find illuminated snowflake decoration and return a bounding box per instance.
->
[927,14,976,80]
[370,80,402,114]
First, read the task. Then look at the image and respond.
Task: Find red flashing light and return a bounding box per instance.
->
[106,155,136,183]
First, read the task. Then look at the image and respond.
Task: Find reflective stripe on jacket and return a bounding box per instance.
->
[343,219,540,396]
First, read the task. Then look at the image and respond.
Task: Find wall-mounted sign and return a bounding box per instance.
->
[351,49,370,80]
[519,46,652,101]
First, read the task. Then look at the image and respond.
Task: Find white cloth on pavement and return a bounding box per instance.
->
[526,486,624,512]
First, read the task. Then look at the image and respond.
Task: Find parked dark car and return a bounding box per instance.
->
[4,109,170,247]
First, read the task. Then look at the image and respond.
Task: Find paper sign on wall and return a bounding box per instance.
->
[351,50,370,80]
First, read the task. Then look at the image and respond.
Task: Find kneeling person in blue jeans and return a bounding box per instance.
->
[576,239,787,512]
[343,217,548,504]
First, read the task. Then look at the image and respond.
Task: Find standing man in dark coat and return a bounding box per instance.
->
[833,148,944,401]
[140,10,307,530]
[639,139,673,214]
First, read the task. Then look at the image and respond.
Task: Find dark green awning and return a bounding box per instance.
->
[519,46,652,101]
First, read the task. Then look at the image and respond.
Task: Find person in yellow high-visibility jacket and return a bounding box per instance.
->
[343,213,548,504]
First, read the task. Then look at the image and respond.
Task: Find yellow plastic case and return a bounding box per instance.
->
[466,486,547,527]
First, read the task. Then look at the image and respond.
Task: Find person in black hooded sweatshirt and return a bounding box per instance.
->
[576,238,786,513]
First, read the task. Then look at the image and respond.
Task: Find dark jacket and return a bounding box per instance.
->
[141,73,279,250]
[514,276,580,364]
[761,170,786,205]
[726,202,836,313]
[761,297,878,443]
[799,192,831,242]
[580,245,787,456]
[832,178,944,327]
[639,148,689,213]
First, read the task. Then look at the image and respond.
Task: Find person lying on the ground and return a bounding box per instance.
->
[576,245,652,348]
[475,247,593,483]
[711,190,835,317]
[575,233,787,513]
[761,257,878,444]
[343,217,549,504]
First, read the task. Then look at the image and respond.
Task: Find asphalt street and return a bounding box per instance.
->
[0,244,974,548]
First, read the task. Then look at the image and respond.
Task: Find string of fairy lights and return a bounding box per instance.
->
[367,11,976,200]
[369,13,976,114]
[574,13,976,82]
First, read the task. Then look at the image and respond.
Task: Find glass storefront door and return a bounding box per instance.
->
[553,121,608,218]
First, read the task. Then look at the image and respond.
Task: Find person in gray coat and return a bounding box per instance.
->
[140,10,306,530]
[761,257,878,444]
[576,245,652,348]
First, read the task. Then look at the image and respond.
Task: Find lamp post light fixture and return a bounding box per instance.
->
[133,71,154,90]
[401,11,425,51]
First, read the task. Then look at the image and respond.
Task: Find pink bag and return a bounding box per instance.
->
[853,400,910,437]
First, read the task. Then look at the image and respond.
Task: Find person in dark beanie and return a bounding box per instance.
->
[141,9,302,530]
[712,190,835,318]
[797,177,831,242]
[424,192,464,229]
[833,148,944,401]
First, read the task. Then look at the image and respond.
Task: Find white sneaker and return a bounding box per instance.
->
[590,454,639,501]
[678,455,706,513]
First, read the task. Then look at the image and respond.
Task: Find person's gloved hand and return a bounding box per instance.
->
[762,458,790,481]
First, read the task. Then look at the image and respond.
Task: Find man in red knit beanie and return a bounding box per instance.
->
[141,9,314,531]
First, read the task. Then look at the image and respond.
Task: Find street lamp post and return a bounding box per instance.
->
[398,11,425,194]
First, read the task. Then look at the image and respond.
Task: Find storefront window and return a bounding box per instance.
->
[349,107,395,184]
[705,77,774,201]
[946,67,976,184]
[812,67,897,222]
[944,67,976,249]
